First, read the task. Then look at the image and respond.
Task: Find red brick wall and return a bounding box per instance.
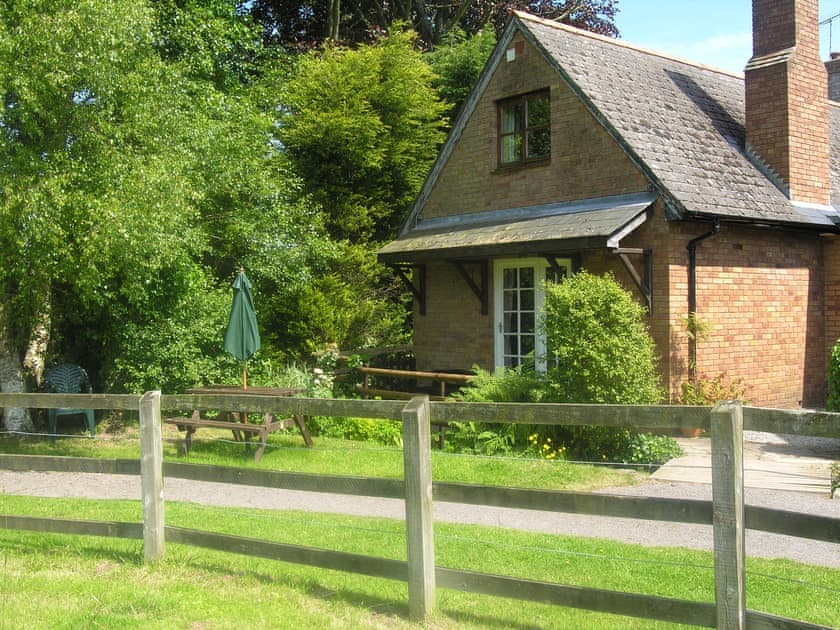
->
[650,220,826,408]
[412,211,830,408]
[823,236,840,395]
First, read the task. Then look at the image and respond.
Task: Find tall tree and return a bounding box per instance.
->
[247,0,619,48]
[427,28,497,120]
[278,29,447,242]
[0,0,328,424]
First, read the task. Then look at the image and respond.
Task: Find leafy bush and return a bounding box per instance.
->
[538,272,674,464]
[454,365,543,404]
[446,365,542,456]
[307,416,403,446]
[679,372,750,405]
[247,360,334,398]
[448,272,680,466]
[103,281,238,393]
[541,271,663,404]
[827,341,840,411]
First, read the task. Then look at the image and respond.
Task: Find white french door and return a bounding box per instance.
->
[493,257,571,371]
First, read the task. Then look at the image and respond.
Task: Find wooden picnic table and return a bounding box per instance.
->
[164,385,312,461]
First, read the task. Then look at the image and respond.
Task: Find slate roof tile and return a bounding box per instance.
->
[520,13,838,227]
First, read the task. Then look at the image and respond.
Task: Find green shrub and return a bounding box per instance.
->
[679,372,750,405]
[454,365,543,404]
[446,365,543,456]
[307,416,402,446]
[540,271,663,404]
[103,283,238,393]
[537,271,675,464]
[827,341,840,411]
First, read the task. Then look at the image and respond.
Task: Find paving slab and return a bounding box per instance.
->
[651,431,839,495]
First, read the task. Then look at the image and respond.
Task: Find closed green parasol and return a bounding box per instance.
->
[224,269,261,388]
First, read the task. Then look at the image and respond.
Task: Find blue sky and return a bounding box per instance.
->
[614,1,840,74]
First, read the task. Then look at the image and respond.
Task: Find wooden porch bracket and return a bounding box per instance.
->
[448,260,489,315]
[613,248,652,312]
[391,264,426,315]
[542,255,577,280]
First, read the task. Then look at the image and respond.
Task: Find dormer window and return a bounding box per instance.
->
[498,91,550,166]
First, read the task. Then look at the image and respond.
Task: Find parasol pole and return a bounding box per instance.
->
[242,361,249,427]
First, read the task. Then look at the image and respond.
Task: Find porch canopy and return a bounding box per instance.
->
[378,192,656,263]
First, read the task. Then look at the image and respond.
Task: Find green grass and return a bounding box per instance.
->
[0,495,837,629]
[0,424,639,492]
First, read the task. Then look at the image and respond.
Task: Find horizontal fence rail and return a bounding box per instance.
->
[1,392,838,629]
[3,454,835,546]
[0,392,141,412]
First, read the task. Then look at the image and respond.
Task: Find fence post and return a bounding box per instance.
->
[402,395,435,621]
[139,390,164,563]
[711,401,745,629]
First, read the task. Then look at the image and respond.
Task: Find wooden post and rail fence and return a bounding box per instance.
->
[0,391,838,628]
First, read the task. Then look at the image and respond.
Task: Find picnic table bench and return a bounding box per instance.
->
[164,385,312,461]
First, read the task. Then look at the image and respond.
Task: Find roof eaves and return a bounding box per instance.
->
[412,191,656,234]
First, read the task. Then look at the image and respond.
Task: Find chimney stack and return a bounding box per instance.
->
[745,0,830,205]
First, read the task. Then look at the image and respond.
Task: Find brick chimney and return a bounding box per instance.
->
[745,0,830,205]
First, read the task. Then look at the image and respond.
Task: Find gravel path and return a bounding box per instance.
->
[1,467,837,569]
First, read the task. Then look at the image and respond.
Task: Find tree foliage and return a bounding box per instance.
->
[278,29,447,242]
[0,0,331,398]
[427,28,497,120]
[247,0,619,48]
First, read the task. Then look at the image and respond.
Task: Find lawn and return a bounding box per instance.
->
[1,426,837,628]
[0,422,642,492]
[0,494,838,629]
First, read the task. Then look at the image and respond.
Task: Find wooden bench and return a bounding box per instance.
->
[164,386,312,461]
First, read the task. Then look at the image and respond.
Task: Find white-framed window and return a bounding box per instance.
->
[493,257,572,371]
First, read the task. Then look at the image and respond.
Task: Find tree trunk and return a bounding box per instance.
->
[327,0,341,40]
[23,303,50,388]
[0,329,31,433]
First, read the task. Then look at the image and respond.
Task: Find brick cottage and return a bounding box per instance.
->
[379,1,840,408]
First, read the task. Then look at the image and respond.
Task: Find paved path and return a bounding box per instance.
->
[1,432,837,568]
[652,431,838,494]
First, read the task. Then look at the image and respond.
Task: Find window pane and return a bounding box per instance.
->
[501,135,521,163]
[504,290,518,311]
[519,267,534,288]
[521,312,535,333]
[521,335,535,355]
[527,96,550,127]
[502,103,522,133]
[520,289,534,311]
[500,103,519,133]
[504,313,518,333]
[503,268,517,289]
[504,334,518,355]
[527,128,550,158]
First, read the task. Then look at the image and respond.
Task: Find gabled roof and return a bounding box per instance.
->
[382,12,840,264]
[515,12,840,228]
